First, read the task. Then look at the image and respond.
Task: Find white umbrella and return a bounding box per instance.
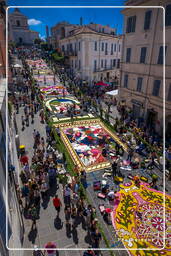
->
[13,63,22,68]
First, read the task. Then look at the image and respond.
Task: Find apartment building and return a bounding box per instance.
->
[119,0,171,136]
[0,0,6,78]
[51,21,79,48]
[57,25,122,84]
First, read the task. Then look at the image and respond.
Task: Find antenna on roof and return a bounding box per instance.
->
[80,17,83,26]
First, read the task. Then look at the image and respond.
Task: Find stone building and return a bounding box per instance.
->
[9,8,39,45]
[119,0,171,136]
[54,24,122,84]
[51,21,79,48]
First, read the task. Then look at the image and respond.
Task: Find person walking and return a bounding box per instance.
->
[91,228,102,255]
[127,148,134,162]
[21,115,25,130]
[53,195,62,218]
[44,241,57,256]
[63,184,71,206]
[30,205,38,230]
[112,160,117,178]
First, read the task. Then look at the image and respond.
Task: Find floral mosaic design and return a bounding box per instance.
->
[45,98,80,114]
[64,124,118,167]
[40,86,69,97]
[112,182,171,255]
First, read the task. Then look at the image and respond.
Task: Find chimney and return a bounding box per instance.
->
[80,17,83,26]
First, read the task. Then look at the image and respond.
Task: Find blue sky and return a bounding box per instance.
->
[8,0,125,39]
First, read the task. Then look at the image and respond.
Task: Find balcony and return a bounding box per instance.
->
[93,66,115,72]
[63,50,77,57]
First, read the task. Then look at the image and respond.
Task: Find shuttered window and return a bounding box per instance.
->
[144,10,152,30]
[137,77,143,92]
[126,16,136,33]
[126,48,131,63]
[124,74,128,88]
[152,80,160,96]
[140,47,147,63]
[166,4,171,26]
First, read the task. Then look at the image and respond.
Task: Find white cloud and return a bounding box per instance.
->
[39,34,46,41]
[28,19,42,26]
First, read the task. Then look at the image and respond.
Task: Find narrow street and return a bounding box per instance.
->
[16,106,110,256]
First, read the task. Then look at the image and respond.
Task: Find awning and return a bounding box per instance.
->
[96,81,109,86]
[105,89,118,96]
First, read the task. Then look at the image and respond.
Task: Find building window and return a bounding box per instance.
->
[101,42,104,51]
[113,59,116,67]
[101,59,103,68]
[75,43,77,51]
[104,60,107,69]
[137,77,143,92]
[16,20,20,26]
[126,16,136,33]
[78,60,81,70]
[118,44,121,52]
[110,59,113,68]
[140,47,147,63]
[152,80,161,96]
[0,133,6,169]
[70,44,72,51]
[168,84,171,101]
[105,43,108,54]
[0,192,6,245]
[117,59,120,68]
[62,45,65,52]
[166,4,171,26]
[71,60,73,67]
[124,74,128,88]
[102,28,105,33]
[126,48,131,63]
[75,60,77,68]
[111,44,113,55]
[144,10,152,30]
[95,41,97,51]
[114,44,116,52]
[157,46,167,65]
[94,60,97,71]
[79,41,81,51]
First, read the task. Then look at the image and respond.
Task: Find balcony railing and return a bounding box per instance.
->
[94,65,116,72]
[63,50,77,56]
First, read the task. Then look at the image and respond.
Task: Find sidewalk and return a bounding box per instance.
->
[15,106,111,256]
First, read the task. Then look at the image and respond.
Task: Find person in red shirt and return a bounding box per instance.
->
[20,155,29,166]
[53,195,62,217]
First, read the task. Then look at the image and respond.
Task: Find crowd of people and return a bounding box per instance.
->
[11,46,107,256]
[9,44,170,256]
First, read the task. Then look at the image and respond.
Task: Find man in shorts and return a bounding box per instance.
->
[53,195,62,218]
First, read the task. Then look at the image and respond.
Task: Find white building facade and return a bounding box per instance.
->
[119,0,171,136]
[58,26,122,84]
[9,8,39,45]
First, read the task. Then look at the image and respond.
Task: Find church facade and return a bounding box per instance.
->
[9,8,39,45]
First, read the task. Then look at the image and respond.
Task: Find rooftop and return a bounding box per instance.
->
[124,0,149,5]
[63,25,119,39]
